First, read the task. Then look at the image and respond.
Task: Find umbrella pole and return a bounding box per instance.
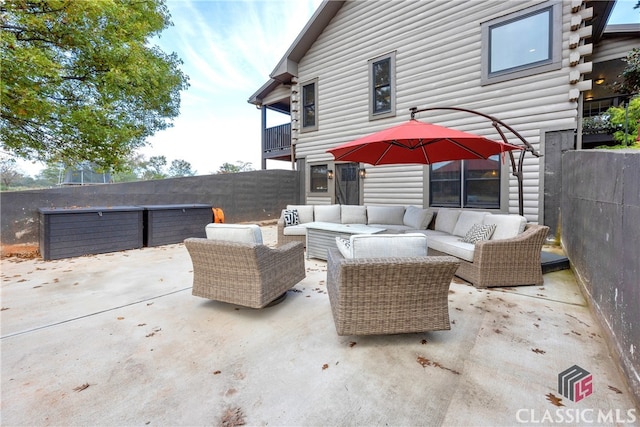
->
[410,106,540,217]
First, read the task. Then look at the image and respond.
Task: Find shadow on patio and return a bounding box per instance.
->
[1,225,637,426]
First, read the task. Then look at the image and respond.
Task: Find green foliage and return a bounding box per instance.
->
[0,0,189,171]
[612,48,640,95]
[168,159,195,177]
[217,161,254,174]
[605,97,640,147]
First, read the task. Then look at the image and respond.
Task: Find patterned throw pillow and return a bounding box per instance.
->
[283,209,299,227]
[460,223,496,244]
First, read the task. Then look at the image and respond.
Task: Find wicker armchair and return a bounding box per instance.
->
[184,225,305,308]
[326,248,460,336]
[428,223,550,288]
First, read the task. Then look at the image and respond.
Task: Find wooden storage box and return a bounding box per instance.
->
[39,206,144,260]
[142,204,212,247]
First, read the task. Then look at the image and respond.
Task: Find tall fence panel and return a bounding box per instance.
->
[562,150,639,404]
[1,170,300,246]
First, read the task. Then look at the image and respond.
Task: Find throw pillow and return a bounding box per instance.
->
[283,209,299,227]
[460,223,496,244]
[335,237,352,259]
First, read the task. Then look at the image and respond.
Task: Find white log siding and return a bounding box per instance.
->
[290,0,596,223]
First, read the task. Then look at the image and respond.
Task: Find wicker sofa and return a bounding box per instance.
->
[277,204,433,246]
[421,209,550,288]
[327,241,460,335]
[185,224,305,308]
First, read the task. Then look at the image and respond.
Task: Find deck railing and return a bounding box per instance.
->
[264,123,291,153]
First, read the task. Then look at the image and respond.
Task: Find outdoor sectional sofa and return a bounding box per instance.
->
[278,204,549,288]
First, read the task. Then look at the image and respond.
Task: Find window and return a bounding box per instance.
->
[481,2,561,85]
[368,52,396,120]
[310,164,329,192]
[430,156,501,209]
[301,79,318,132]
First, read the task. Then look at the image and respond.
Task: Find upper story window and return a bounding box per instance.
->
[301,78,318,132]
[369,52,396,120]
[481,2,561,85]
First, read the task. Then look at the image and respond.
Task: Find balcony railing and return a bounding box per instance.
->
[264,123,291,153]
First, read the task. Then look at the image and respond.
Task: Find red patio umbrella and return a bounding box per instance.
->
[327,118,523,165]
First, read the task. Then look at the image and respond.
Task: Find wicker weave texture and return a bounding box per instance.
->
[326,248,460,336]
[428,224,550,288]
[184,238,305,308]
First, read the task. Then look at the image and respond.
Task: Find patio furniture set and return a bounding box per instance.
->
[185,204,549,336]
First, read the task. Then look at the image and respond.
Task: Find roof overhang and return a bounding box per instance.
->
[248,0,345,106]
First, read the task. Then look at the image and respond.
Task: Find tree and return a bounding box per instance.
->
[217,161,254,174]
[612,48,640,96]
[0,0,189,171]
[168,159,195,177]
[0,156,22,189]
[141,155,167,180]
[606,97,640,146]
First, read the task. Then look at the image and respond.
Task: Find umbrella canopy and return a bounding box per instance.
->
[327,119,522,165]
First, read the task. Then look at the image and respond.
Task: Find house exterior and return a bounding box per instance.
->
[249,0,639,230]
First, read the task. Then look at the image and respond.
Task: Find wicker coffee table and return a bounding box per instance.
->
[305,222,386,260]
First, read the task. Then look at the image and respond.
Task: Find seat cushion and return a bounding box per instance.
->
[366,205,405,225]
[403,206,434,229]
[339,233,427,259]
[287,205,314,224]
[428,234,475,262]
[434,208,461,234]
[314,204,341,223]
[205,223,263,244]
[483,214,527,240]
[341,205,367,224]
[452,210,489,237]
[282,224,307,236]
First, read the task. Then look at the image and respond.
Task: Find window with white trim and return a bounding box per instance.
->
[481,2,561,85]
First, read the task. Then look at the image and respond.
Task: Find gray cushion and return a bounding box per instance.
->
[434,208,461,234]
[347,233,427,259]
[287,205,314,224]
[403,206,434,229]
[341,205,367,224]
[428,234,475,262]
[483,214,527,240]
[314,204,341,223]
[452,210,489,237]
[205,223,263,244]
[366,205,405,225]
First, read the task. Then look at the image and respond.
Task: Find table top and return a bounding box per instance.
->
[304,222,386,234]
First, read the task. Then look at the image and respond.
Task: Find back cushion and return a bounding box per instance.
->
[452,210,490,237]
[366,205,405,225]
[350,233,427,259]
[287,205,314,224]
[434,208,461,234]
[314,204,341,223]
[341,205,367,224]
[403,206,434,229]
[205,223,263,244]
[483,214,527,240]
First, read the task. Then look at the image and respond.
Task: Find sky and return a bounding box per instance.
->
[11,0,639,177]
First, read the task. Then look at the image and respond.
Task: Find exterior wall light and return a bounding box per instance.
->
[359,168,367,178]
[327,169,334,179]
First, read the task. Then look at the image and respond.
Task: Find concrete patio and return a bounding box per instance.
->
[1,225,638,426]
